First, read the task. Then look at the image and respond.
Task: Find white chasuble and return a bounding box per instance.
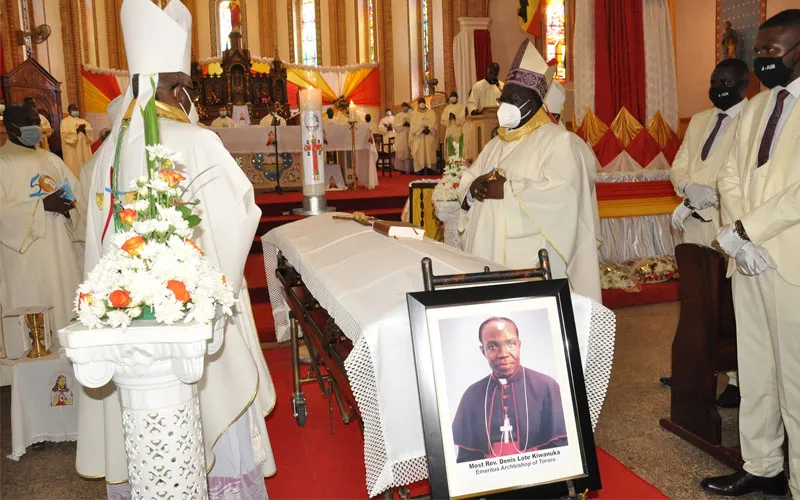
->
[81,113,276,483]
[0,141,85,357]
[467,79,504,114]
[393,111,413,161]
[458,120,602,303]
[60,115,94,178]
[411,108,438,172]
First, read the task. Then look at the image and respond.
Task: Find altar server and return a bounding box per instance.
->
[453,317,567,462]
[60,103,93,177]
[411,98,438,173]
[703,10,800,498]
[80,1,275,497]
[458,40,601,303]
[259,104,286,127]
[0,103,84,358]
[394,102,413,173]
[665,58,749,407]
[211,107,236,128]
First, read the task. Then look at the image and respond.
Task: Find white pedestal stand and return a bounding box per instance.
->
[59,320,222,499]
[435,200,463,250]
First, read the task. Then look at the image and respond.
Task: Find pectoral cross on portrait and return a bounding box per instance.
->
[501,412,514,444]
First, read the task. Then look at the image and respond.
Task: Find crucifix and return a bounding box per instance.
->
[303,135,323,181]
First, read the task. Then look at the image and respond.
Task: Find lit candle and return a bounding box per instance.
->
[349,100,357,123]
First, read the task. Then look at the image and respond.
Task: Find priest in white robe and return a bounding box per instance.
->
[0,103,84,359]
[80,1,275,498]
[394,102,413,173]
[464,63,503,164]
[211,107,236,128]
[441,91,467,143]
[259,104,287,127]
[378,108,395,136]
[458,40,601,303]
[60,104,94,177]
[411,98,438,173]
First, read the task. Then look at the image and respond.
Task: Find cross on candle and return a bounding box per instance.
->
[303,138,323,181]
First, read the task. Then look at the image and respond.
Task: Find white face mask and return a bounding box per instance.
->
[419,103,427,110]
[14,124,43,147]
[70,110,80,117]
[220,111,227,117]
[402,107,410,113]
[177,87,200,125]
[450,97,458,104]
[497,100,531,129]
[386,110,392,117]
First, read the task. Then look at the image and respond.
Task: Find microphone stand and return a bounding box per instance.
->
[273,116,282,194]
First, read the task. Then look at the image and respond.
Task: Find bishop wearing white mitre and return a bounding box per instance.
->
[458,40,602,303]
[0,103,85,359]
[80,1,275,497]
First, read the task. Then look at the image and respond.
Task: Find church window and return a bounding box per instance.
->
[218,1,233,54]
[421,0,431,95]
[367,0,377,63]
[300,0,318,66]
[545,0,567,81]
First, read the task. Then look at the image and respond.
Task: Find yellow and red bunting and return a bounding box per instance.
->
[81,67,122,115]
[518,0,548,38]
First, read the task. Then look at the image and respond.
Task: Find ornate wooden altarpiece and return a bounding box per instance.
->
[0,58,62,154]
[191,31,291,125]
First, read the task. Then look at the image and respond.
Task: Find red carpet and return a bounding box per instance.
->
[262,348,667,499]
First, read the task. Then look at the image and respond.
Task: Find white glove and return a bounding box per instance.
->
[683,181,719,210]
[716,224,748,258]
[735,242,777,276]
[671,201,693,231]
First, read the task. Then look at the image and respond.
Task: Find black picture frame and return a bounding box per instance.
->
[407,279,600,499]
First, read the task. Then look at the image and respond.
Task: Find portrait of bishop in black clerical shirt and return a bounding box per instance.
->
[452,316,568,463]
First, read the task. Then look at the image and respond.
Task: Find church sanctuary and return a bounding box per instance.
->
[3,0,800,498]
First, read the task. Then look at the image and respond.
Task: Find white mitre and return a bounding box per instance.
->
[506,39,557,101]
[544,80,566,115]
[121,0,192,75]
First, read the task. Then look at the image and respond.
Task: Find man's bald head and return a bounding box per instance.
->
[478,317,519,343]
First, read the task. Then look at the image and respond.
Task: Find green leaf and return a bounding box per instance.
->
[186,215,201,228]
[175,204,192,217]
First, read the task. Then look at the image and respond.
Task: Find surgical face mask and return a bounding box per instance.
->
[708,86,742,111]
[497,99,532,129]
[220,110,227,117]
[70,110,80,117]
[754,39,800,89]
[450,97,458,104]
[386,110,392,117]
[402,107,410,113]
[419,103,427,110]
[187,102,199,125]
[13,124,42,147]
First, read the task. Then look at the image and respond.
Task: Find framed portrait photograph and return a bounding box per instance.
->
[407,279,600,499]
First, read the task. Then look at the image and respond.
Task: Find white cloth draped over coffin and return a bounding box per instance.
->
[215,124,379,189]
[262,213,616,497]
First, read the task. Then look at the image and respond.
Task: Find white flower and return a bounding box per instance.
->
[150,178,170,192]
[133,199,150,211]
[154,297,185,325]
[138,186,150,197]
[107,310,132,328]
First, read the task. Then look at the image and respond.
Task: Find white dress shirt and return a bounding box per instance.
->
[763,76,800,158]
[702,99,745,157]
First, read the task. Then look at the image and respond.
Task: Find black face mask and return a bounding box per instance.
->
[709,86,742,111]
[754,39,800,89]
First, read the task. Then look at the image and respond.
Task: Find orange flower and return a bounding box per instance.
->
[78,293,93,306]
[121,236,145,256]
[159,169,185,187]
[118,209,137,226]
[166,280,191,303]
[221,275,227,285]
[187,239,205,256]
[109,290,131,308]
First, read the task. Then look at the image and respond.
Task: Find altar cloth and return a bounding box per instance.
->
[262,214,616,496]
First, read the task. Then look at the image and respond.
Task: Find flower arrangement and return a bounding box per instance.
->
[75,83,235,329]
[432,156,467,203]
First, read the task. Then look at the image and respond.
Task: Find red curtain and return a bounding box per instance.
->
[594,0,646,124]
[473,29,492,81]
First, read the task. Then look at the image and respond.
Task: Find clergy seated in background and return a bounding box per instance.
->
[394,102,413,173]
[259,104,287,127]
[0,103,84,359]
[441,90,466,147]
[211,107,236,128]
[80,1,275,497]
[458,39,602,303]
[662,58,750,408]
[411,97,437,173]
[23,96,52,150]
[452,317,567,463]
[60,103,93,178]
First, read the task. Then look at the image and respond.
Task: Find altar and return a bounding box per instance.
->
[216,124,379,191]
[263,214,617,496]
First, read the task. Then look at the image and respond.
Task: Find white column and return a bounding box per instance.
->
[453,17,491,106]
[60,322,220,500]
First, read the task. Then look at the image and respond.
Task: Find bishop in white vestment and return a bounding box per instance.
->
[60,104,94,177]
[458,41,601,303]
[410,98,438,173]
[0,103,85,359]
[79,1,275,498]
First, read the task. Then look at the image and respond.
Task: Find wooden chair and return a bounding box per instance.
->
[659,243,741,469]
[373,133,395,177]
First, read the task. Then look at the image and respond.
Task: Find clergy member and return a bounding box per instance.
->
[379,107,395,136]
[211,107,236,128]
[80,1,275,497]
[411,97,437,173]
[23,96,51,150]
[259,104,287,127]
[394,102,413,173]
[467,62,504,114]
[441,91,467,144]
[458,40,602,303]
[703,9,800,498]
[60,103,93,177]
[452,317,567,462]
[0,103,84,358]
[664,58,749,407]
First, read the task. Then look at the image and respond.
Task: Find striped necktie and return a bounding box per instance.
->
[757,89,790,168]
[701,113,726,161]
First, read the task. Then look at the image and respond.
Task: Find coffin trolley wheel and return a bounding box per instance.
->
[292,392,307,427]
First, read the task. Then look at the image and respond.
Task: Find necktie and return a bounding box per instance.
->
[757,89,790,167]
[701,113,726,161]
